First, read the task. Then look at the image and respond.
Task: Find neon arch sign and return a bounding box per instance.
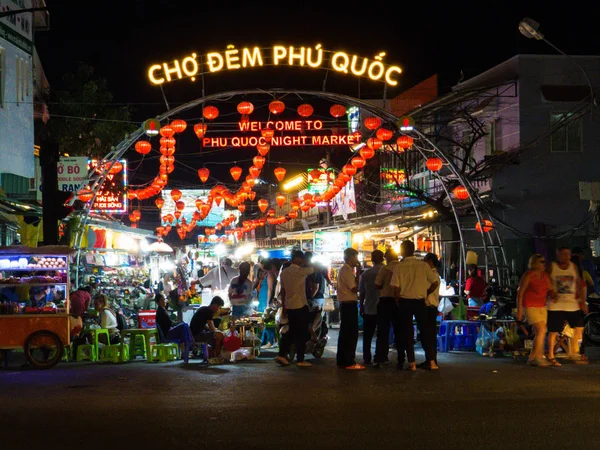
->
[147,44,403,87]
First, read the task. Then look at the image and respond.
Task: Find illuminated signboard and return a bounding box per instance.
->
[88,160,128,214]
[307,168,334,194]
[380,168,406,190]
[148,45,402,87]
[347,106,360,133]
[161,189,240,228]
[202,120,359,148]
[314,231,352,253]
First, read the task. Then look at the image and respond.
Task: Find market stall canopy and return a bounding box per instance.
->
[147,242,173,253]
[0,245,76,255]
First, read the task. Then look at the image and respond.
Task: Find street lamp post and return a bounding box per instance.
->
[519,18,596,107]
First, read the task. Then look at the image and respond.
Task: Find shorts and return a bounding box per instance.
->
[524,307,547,326]
[194,331,215,345]
[547,310,584,333]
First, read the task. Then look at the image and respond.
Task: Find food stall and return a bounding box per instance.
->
[0,246,74,369]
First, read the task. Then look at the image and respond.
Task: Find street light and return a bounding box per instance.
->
[519,17,596,107]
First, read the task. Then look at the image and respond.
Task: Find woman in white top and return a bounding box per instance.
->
[423,253,441,370]
[93,294,121,344]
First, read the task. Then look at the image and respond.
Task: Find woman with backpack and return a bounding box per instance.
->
[94,294,121,345]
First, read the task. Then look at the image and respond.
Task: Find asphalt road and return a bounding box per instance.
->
[2,332,600,450]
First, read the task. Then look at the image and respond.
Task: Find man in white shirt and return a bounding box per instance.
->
[276,251,314,367]
[374,249,402,367]
[200,258,239,295]
[336,248,365,370]
[391,241,439,371]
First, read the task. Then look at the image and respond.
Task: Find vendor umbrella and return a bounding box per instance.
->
[147,241,174,253]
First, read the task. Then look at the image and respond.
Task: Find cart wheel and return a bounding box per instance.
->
[24,331,64,370]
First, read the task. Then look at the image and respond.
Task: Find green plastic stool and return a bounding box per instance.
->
[150,343,179,362]
[131,334,147,359]
[100,344,130,363]
[76,344,97,362]
[62,345,71,362]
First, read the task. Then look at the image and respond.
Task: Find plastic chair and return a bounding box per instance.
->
[100,344,130,363]
[150,343,179,362]
[76,344,97,362]
[157,325,192,363]
[131,334,148,359]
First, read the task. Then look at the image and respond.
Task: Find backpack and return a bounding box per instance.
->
[112,309,128,332]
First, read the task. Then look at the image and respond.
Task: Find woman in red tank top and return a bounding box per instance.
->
[517,254,554,366]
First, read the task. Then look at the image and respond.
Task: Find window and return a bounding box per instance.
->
[486,119,503,155]
[0,46,5,107]
[551,112,583,153]
[15,57,27,105]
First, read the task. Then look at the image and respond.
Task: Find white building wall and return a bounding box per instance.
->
[0,0,35,179]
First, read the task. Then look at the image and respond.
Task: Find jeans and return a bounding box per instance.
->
[337,302,359,367]
[468,297,483,307]
[376,297,402,363]
[424,306,439,363]
[261,328,277,345]
[166,322,195,347]
[278,306,310,362]
[362,314,377,364]
[397,299,431,363]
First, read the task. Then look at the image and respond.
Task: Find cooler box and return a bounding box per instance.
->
[138,310,156,328]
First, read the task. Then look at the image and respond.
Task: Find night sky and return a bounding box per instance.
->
[32,0,598,229]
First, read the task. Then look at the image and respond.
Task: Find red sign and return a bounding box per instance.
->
[88,159,128,213]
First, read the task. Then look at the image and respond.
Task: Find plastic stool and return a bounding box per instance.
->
[76,344,97,362]
[150,343,179,362]
[92,329,111,350]
[100,344,130,363]
[62,345,71,362]
[131,334,147,359]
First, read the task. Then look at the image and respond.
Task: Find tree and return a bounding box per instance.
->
[48,63,135,158]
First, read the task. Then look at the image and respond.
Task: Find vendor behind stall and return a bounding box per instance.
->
[228,262,253,317]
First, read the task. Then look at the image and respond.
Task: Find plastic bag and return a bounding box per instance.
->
[230,347,252,362]
[438,297,454,315]
[323,297,335,312]
[223,330,242,352]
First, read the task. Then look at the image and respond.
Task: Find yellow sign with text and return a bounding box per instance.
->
[147,45,402,87]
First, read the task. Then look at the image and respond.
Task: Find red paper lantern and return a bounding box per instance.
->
[310,169,322,181]
[376,128,393,141]
[351,156,366,169]
[274,167,287,182]
[160,146,175,157]
[330,104,346,118]
[291,199,300,210]
[245,176,256,188]
[175,200,185,211]
[364,117,381,130]
[257,144,270,156]
[334,177,346,188]
[214,194,223,207]
[249,166,261,179]
[302,193,313,202]
[135,141,152,155]
[159,155,175,166]
[267,208,276,217]
[476,220,493,233]
[249,191,257,201]
[237,101,254,115]
[314,194,323,203]
[170,189,182,202]
[160,136,176,148]
[108,161,123,174]
[159,125,175,137]
[276,193,286,207]
[77,188,94,203]
[195,199,204,210]
[128,214,137,223]
[230,166,243,181]
[269,100,285,115]
[300,204,311,212]
[194,123,207,138]
[453,185,469,200]
[238,204,246,213]
[397,135,414,149]
[289,210,298,219]
[297,104,314,118]
[155,198,164,209]
[360,147,376,160]
[257,199,269,213]
[366,138,383,151]
[261,128,275,140]
[198,168,210,183]
[342,164,357,176]
[203,105,219,120]
[426,157,443,172]
[169,119,185,133]
[253,155,266,169]
[127,191,137,200]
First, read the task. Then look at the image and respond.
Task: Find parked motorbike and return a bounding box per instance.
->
[278,307,329,360]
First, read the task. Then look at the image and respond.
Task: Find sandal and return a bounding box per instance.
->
[569,354,590,364]
[547,357,562,367]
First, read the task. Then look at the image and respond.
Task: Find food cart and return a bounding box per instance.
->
[0,246,73,369]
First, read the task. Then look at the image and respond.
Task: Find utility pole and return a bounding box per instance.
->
[39,140,59,245]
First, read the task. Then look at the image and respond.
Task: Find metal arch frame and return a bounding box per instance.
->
[71,88,507,288]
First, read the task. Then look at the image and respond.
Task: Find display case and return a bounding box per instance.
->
[0,246,74,369]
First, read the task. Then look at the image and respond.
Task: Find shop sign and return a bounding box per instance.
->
[314,231,351,253]
[0,0,33,54]
[307,168,334,194]
[380,168,406,190]
[331,178,356,220]
[88,159,128,214]
[147,45,402,87]
[57,157,89,193]
[202,120,358,148]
